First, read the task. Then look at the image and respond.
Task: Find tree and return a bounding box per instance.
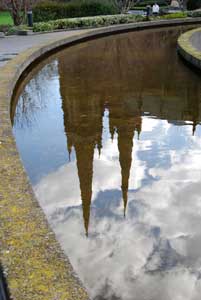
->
[175,0,188,9]
[114,0,141,13]
[1,0,30,25]
[186,0,201,10]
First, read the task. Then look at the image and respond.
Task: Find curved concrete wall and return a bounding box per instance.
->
[178,27,201,69]
[1,18,201,300]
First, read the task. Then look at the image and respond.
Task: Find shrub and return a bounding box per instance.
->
[131,0,170,8]
[0,24,15,34]
[6,26,18,35]
[33,0,119,22]
[0,24,12,32]
[187,0,201,10]
[33,14,146,32]
[187,9,201,17]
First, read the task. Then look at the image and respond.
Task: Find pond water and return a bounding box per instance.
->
[13,26,201,300]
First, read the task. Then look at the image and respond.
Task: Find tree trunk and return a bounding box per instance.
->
[182,0,187,9]
[121,0,137,13]
[10,0,21,25]
[5,0,28,26]
[11,10,22,25]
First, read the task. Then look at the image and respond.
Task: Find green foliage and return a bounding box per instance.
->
[187,9,201,17]
[33,14,146,32]
[33,0,119,23]
[6,26,18,35]
[0,24,28,35]
[0,24,13,33]
[132,0,170,7]
[160,12,187,19]
[187,0,201,10]
[130,6,168,10]
[0,11,13,25]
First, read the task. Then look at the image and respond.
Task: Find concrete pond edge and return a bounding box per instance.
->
[178,26,201,69]
[1,18,201,300]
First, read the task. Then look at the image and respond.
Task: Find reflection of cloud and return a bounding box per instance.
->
[141,117,161,132]
[35,133,146,215]
[35,119,201,300]
[35,161,81,213]
[137,147,201,250]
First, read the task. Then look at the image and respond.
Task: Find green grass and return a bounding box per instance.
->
[0,11,13,25]
[160,11,187,19]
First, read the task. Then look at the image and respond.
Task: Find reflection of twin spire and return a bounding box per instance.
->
[62,92,141,236]
[62,94,104,237]
[109,101,142,218]
[56,27,201,236]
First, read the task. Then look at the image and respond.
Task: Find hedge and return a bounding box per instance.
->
[131,0,170,7]
[33,0,119,22]
[187,9,201,17]
[33,14,146,32]
[187,0,201,10]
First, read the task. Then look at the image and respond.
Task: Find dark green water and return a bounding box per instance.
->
[13,26,201,300]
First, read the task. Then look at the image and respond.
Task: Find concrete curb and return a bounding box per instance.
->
[1,18,201,300]
[177,27,201,69]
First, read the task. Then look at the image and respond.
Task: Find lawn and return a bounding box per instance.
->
[0,11,13,25]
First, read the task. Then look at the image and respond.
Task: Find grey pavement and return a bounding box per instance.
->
[190,30,201,51]
[0,30,84,67]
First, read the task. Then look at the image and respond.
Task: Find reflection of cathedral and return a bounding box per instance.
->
[58,26,201,235]
[59,65,141,234]
[60,88,104,236]
[108,99,142,217]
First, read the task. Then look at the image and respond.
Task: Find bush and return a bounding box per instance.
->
[132,0,170,7]
[33,0,119,22]
[187,9,201,17]
[33,14,146,32]
[0,24,11,32]
[0,24,15,34]
[187,0,201,10]
[0,24,29,35]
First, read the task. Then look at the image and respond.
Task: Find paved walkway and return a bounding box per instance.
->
[0,30,84,67]
[1,18,201,67]
[190,29,201,51]
[178,27,201,71]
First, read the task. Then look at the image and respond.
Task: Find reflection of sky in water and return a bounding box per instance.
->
[35,117,201,300]
[13,27,201,300]
[13,62,69,184]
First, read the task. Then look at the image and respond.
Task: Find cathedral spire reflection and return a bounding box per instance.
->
[117,126,134,217]
[109,101,142,217]
[62,96,104,235]
[192,121,197,136]
[59,56,104,235]
[57,26,201,230]
[74,141,95,237]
